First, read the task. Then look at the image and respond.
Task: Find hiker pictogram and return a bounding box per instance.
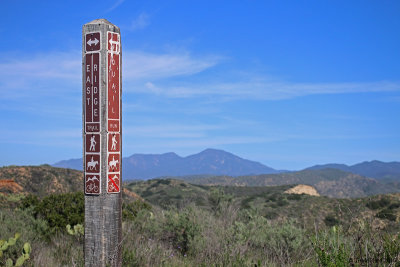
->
[86,134,100,153]
[108,133,120,152]
[90,136,96,151]
[111,135,117,150]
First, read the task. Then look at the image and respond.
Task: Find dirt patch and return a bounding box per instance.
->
[0,179,24,194]
[284,184,320,196]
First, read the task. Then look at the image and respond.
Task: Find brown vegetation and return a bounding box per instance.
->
[0,179,24,194]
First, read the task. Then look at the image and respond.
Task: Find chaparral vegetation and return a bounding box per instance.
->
[0,166,399,266]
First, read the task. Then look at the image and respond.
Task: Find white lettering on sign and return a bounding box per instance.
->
[106,31,121,194]
[84,32,102,195]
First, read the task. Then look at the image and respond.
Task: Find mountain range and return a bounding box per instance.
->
[305,161,400,181]
[53,148,281,180]
[52,148,400,181]
[179,169,400,198]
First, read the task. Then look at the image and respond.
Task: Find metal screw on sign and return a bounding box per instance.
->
[82,19,122,267]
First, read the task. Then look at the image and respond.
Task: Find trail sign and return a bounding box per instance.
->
[85,32,101,52]
[106,31,121,194]
[83,19,122,267]
[85,174,100,194]
[108,174,120,193]
[85,134,100,153]
[85,154,100,172]
[108,133,120,152]
[85,52,100,127]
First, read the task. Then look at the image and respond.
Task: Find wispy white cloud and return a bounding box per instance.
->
[123,51,220,80]
[0,51,80,81]
[0,50,220,98]
[0,128,81,147]
[130,12,150,31]
[106,0,125,12]
[1,50,399,102]
[133,80,400,100]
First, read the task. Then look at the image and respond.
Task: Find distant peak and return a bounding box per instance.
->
[161,152,181,158]
[200,148,230,154]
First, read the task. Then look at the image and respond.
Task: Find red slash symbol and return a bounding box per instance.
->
[108,174,120,192]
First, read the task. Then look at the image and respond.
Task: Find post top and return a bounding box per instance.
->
[85,19,119,29]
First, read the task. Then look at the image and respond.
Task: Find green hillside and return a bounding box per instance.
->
[1,166,400,266]
[177,168,400,198]
[125,178,400,232]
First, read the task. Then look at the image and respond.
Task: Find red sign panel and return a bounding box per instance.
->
[85,134,100,153]
[107,53,120,120]
[84,33,101,195]
[108,174,120,193]
[85,32,101,52]
[108,120,119,132]
[107,153,120,173]
[85,154,100,173]
[85,53,100,124]
[85,174,100,194]
[107,31,121,194]
[86,123,100,133]
[107,32,120,52]
[108,133,120,152]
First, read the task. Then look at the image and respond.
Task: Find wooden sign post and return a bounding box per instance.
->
[82,19,122,267]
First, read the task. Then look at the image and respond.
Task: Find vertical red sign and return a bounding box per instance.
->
[107,32,121,193]
[85,53,100,125]
[84,32,101,195]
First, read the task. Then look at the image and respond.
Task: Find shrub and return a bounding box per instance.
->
[376,209,397,221]
[287,194,303,201]
[311,226,350,267]
[122,200,152,221]
[208,188,233,213]
[276,198,289,206]
[388,202,400,210]
[324,215,340,227]
[366,197,391,210]
[264,211,279,220]
[33,192,84,233]
[19,195,39,210]
[164,207,201,255]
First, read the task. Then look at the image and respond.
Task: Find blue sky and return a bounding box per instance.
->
[1,0,399,170]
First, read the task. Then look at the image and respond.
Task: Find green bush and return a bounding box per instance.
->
[366,197,391,210]
[324,215,340,227]
[208,188,233,213]
[376,208,397,221]
[32,192,84,233]
[287,193,303,201]
[122,200,152,221]
[164,207,201,255]
[19,195,39,210]
[311,226,350,267]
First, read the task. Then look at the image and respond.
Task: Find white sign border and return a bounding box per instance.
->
[85,31,102,53]
[106,133,121,194]
[84,134,101,195]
